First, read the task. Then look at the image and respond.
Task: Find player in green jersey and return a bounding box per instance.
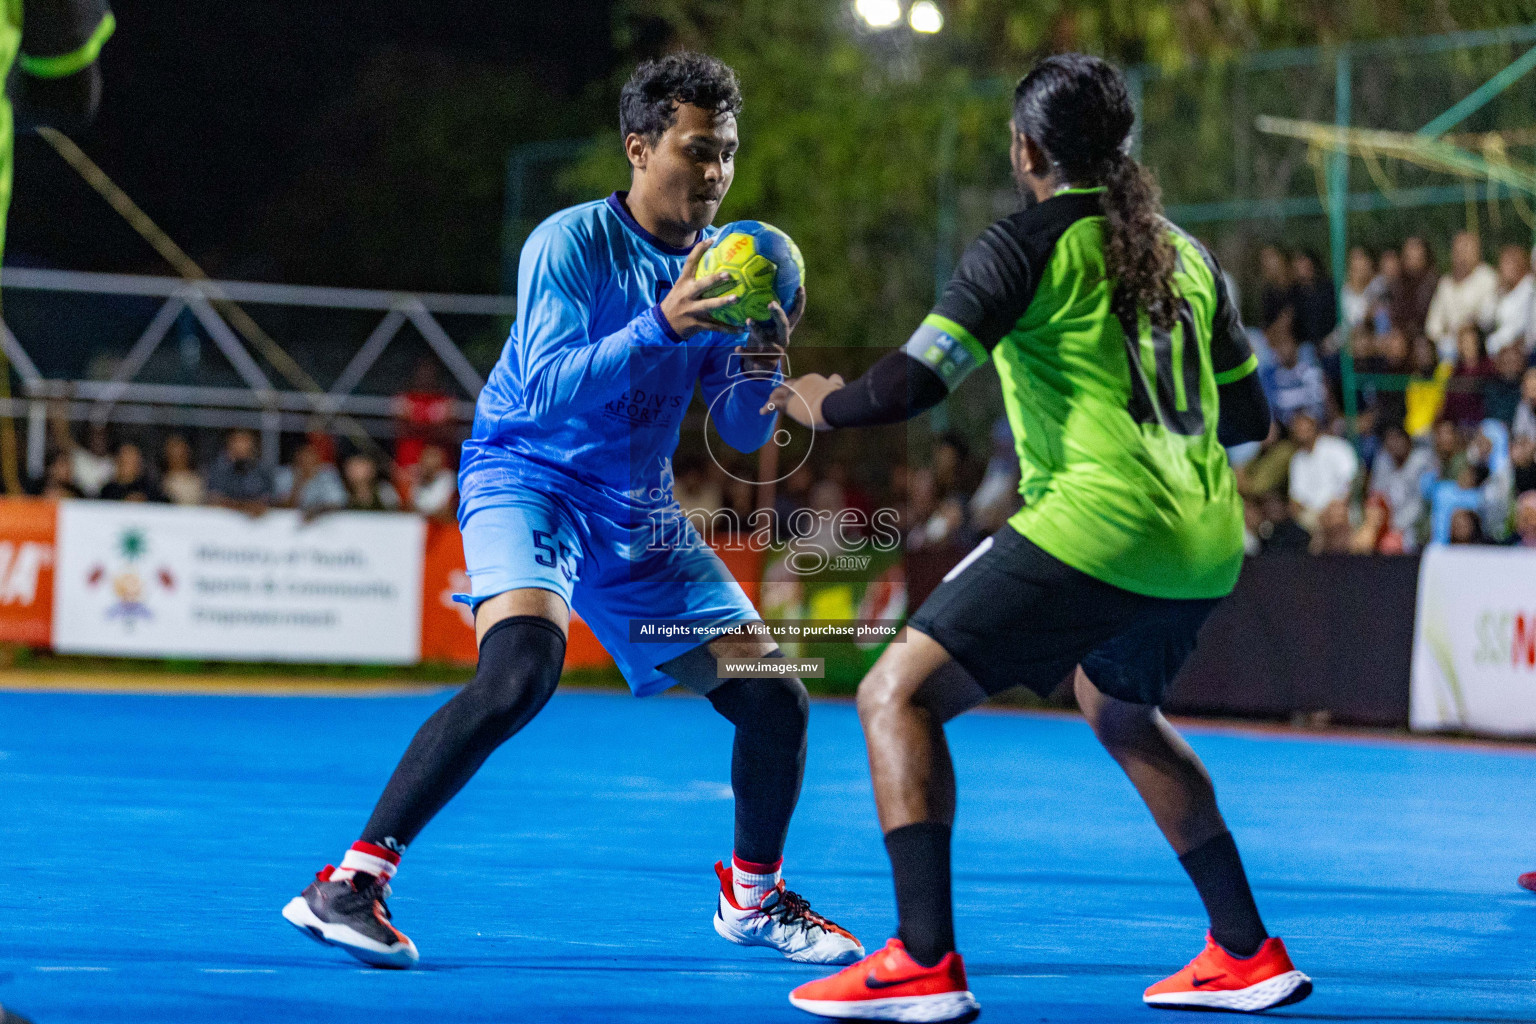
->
[768,55,1309,1022]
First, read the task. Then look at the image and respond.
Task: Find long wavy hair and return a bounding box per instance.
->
[1013,54,1177,330]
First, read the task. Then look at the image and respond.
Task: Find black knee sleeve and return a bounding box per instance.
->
[462,616,566,744]
[361,615,565,849]
[707,656,808,865]
[708,669,810,737]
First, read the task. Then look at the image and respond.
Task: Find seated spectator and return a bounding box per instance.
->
[1337,245,1377,343]
[1233,421,1295,500]
[98,442,164,502]
[1487,243,1534,357]
[1287,410,1358,532]
[1369,425,1435,552]
[1513,434,1536,497]
[1425,461,1486,545]
[33,450,81,499]
[1355,327,1409,428]
[1485,343,1528,424]
[1513,366,1536,445]
[1449,506,1488,544]
[1390,236,1438,338]
[206,428,274,514]
[160,434,205,506]
[275,440,346,514]
[1442,324,1493,425]
[1350,492,1404,554]
[1290,250,1337,348]
[343,453,400,511]
[1259,309,1328,428]
[1257,243,1292,329]
[1309,499,1354,554]
[1426,230,1498,362]
[392,359,453,472]
[1428,419,1468,485]
[1369,247,1401,336]
[70,422,114,498]
[1251,490,1311,552]
[1509,490,1536,547]
[410,444,457,518]
[1404,334,1451,438]
[1468,419,1514,540]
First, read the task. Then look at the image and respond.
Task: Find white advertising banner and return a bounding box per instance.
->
[1411,545,1536,737]
[53,502,425,663]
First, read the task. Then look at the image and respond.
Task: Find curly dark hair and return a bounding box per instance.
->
[619,52,743,143]
[1013,54,1177,331]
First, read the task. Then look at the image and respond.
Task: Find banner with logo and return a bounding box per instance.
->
[0,498,57,647]
[53,503,425,663]
[1411,545,1536,737]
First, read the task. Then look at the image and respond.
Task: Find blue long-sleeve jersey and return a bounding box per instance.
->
[460,192,779,525]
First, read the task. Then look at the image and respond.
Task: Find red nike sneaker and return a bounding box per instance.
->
[1144,933,1311,1012]
[1518,872,1536,892]
[789,938,979,1022]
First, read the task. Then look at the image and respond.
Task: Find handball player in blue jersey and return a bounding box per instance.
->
[282,53,863,970]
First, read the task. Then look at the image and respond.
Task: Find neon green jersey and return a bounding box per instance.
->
[904,188,1259,599]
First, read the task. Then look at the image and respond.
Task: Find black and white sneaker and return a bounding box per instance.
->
[282,866,419,968]
[713,861,864,965]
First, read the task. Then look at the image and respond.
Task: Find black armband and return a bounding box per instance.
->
[822,350,948,428]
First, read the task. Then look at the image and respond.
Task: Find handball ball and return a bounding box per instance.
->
[697,221,805,328]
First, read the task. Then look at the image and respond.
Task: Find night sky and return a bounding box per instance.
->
[8,0,614,283]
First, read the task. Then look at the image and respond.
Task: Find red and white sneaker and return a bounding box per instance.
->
[1518,872,1536,892]
[713,861,864,965]
[1144,933,1311,1012]
[789,938,979,1022]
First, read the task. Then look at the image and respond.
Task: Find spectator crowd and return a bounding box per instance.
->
[35,418,460,521]
[1239,231,1536,553]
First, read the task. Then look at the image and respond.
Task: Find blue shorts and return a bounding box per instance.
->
[458,487,761,697]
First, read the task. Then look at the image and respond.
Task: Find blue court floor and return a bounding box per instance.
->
[1,686,1533,1023]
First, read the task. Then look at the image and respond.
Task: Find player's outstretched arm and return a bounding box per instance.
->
[768,220,1026,431]
[702,292,802,452]
[12,0,114,132]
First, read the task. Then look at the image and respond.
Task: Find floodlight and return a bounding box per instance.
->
[909,0,943,33]
[855,0,903,30]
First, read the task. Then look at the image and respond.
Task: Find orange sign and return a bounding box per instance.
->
[0,498,57,647]
[417,521,765,673]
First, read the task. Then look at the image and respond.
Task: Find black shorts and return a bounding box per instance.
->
[906,526,1220,706]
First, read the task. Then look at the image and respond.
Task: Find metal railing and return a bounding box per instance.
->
[0,267,517,476]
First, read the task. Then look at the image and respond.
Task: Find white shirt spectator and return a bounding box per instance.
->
[1290,435,1359,520]
[1487,272,1534,357]
[1425,263,1498,361]
[1369,446,1436,551]
[70,448,114,497]
[412,470,456,516]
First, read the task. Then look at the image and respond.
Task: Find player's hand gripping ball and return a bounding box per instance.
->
[696,221,805,328]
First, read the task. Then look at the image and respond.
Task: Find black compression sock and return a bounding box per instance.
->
[1178,831,1268,958]
[884,822,955,968]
